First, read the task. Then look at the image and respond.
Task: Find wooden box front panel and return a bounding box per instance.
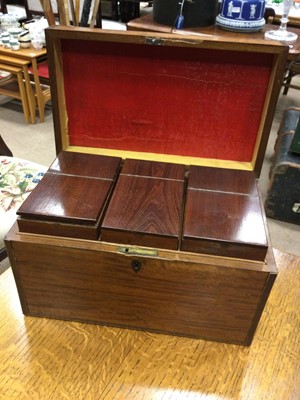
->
[7,234,276,345]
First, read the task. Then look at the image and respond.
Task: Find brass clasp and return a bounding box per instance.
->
[118,246,158,257]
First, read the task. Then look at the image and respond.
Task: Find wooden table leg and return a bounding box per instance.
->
[22,65,36,124]
[31,58,47,123]
[16,70,31,124]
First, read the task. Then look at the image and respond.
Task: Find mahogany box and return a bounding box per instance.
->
[5,26,288,345]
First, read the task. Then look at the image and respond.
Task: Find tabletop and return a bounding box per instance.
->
[127,14,300,61]
[0,248,299,399]
[0,45,47,60]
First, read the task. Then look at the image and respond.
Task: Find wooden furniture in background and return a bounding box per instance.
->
[0,46,49,123]
[0,62,31,123]
[26,0,103,120]
[28,56,51,123]
[39,0,57,25]
[0,249,299,399]
[24,0,103,27]
[0,54,37,123]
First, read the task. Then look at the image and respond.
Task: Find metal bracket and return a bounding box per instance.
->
[145,37,164,46]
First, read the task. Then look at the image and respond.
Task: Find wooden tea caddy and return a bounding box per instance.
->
[5,26,288,345]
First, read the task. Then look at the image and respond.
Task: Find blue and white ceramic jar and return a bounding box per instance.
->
[216,0,266,32]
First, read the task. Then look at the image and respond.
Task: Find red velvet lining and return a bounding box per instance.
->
[61,39,273,162]
[29,60,49,78]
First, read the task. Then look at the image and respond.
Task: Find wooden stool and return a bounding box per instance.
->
[0,63,31,124]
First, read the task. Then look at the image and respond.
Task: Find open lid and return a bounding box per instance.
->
[45,26,288,176]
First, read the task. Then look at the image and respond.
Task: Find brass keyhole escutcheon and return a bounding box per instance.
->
[132,259,142,273]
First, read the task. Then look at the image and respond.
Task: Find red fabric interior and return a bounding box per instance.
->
[29,60,49,78]
[61,39,273,162]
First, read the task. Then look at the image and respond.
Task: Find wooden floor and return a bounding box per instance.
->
[0,249,299,400]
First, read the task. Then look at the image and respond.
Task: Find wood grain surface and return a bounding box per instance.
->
[182,189,268,260]
[121,158,186,180]
[17,173,113,224]
[17,216,102,240]
[0,249,299,400]
[49,151,121,180]
[101,175,185,249]
[7,239,273,344]
[188,165,258,195]
[127,14,300,62]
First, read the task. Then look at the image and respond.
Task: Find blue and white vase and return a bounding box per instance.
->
[216,0,266,32]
